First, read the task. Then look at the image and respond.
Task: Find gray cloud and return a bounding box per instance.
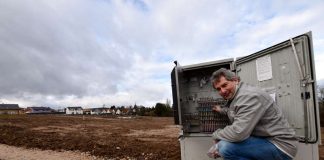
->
[0,0,323,107]
[0,1,132,99]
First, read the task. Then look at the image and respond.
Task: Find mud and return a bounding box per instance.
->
[0,115,180,160]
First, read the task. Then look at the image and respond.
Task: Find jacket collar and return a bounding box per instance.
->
[225,82,242,106]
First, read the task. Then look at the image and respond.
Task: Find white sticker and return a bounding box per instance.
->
[256,55,272,81]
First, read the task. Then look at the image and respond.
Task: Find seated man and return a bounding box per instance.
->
[210,68,297,160]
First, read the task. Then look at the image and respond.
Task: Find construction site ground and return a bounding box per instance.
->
[0,114,180,160]
[1,115,324,160]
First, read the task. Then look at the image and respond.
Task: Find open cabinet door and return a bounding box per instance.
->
[235,32,320,144]
[171,61,183,125]
[171,59,234,129]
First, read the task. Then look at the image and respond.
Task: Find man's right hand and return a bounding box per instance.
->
[212,105,222,112]
[208,140,221,158]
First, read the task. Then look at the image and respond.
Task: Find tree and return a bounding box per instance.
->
[138,106,146,116]
[154,102,173,117]
[110,105,116,109]
[154,103,165,116]
[166,99,171,108]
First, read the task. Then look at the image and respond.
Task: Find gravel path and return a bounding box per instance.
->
[0,144,101,160]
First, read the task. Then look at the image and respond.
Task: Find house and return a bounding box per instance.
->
[132,108,136,114]
[126,108,137,115]
[90,107,110,115]
[111,109,116,115]
[116,109,121,115]
[83,108,91,115]
[0,104,22,114]
[119,108,136,115]
[25,107,55,114]
[121,108,130,115]
[66,106,83,115]
[56,107,66,113]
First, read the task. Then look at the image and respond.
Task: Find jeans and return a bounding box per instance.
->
[217,136,292,160]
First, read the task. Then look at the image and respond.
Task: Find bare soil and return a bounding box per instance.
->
[0,115,181,160]
[1,114,324,160]
[0,143,96,160]
[318,128,324,160]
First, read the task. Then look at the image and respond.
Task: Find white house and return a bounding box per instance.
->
[66,106,83,115]
[90,108,110,115]
[116,109,121,115]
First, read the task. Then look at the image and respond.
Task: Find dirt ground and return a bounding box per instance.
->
[2,114,324,160]
[318,128,324,160]
[0,143,98,160]
[0,115,181,160]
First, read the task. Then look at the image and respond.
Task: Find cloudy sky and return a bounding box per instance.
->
[0,0,323,108]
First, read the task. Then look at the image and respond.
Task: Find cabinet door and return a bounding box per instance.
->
[235,32,319,143]
[171,62,184,125]
[171,59,234,128]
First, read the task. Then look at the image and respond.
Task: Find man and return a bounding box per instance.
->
[210,68,297,160]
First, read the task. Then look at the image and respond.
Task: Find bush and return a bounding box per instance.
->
[154,103,173,117]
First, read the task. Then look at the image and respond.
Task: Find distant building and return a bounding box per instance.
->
[90,107,110,115]
[56,107,66,113]
[116,109,121,115]
[66,106,83,115]
[121,108,130,115]
[25,107,55,114]
[83,108,91,115]
[0,104,22,114]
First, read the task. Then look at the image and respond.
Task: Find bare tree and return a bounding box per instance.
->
[166,98,171,108]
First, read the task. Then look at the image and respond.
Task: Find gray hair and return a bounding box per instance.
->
[210,68,239,88]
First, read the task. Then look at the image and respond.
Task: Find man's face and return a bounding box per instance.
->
[213,76,238,100]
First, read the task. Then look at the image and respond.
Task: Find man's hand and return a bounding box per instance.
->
[212,105,222,113]
[207,140,221,158]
